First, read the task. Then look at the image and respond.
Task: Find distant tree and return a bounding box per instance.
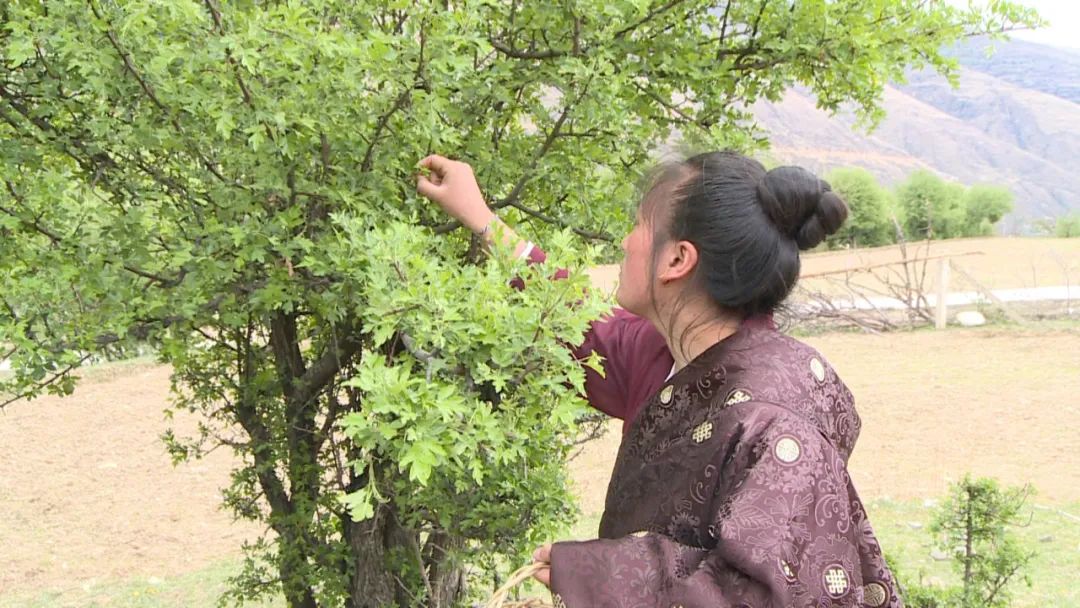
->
[962,185,1014,236]
[1055,212,1080,238]
[930,476,1035,608]
[897,170,966,239]
[887,476,1035,608]
[825,167,894,248]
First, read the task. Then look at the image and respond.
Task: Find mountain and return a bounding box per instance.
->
[753,37,1080,228]
[946,37,1080,104]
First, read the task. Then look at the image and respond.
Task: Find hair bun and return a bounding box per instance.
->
[756,166,848,250]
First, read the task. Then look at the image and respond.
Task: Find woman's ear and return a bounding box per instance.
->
[657,240,699,284]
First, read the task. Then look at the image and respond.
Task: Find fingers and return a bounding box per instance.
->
[418,154,452,175]
[416,174,441,199]
[530,543,553,588]
[531,566,551,588]
[416,155,451,200]
[532,543,552,563]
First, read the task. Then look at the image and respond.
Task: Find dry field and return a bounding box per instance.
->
[568,323,1080,516]
[798,237,1080,290]
[0,362,262,598]
[3,324,1078,602]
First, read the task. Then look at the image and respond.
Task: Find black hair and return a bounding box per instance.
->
[640,150,848,322]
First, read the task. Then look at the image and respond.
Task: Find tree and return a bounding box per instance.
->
[961,185,1013,236]
[1054,212,1080,238]
[885,476,1035,608]
[896,170,967,239]
[824,167,894,248]
[897,176,1013,240]
[929,476,1035,608]
[0,1,1038,606]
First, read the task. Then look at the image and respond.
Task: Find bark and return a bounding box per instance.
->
[345,506,400,608]
[425,530,466,608]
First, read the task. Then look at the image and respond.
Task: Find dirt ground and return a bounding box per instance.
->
[568,324,1080,518]
[0,362,261,596]
[2,325,1077,598]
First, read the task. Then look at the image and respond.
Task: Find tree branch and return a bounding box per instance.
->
[632,81,697,123]
[612,0,688,40]
[294,325,363,408]
[0,352,94,409]
[361,24,427,172]
[269,312,306,403]
[87,0,233,185]
[3,180,185,287]
[203,0,255,105]
[0,182,63,245]
[488,38,568,60]
[433,98,577,235]
[231,321,296,527]
[362,87,413,173]
[507,198,614,242]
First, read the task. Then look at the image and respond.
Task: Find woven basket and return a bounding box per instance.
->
[482,563,554,608]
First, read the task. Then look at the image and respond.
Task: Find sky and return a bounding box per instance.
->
[983,0,1080,50]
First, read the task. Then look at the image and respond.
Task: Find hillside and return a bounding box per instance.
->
[947,37,1080,104]
[753,37,1080,228]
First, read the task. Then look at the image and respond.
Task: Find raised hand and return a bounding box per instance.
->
[416,154,495,233]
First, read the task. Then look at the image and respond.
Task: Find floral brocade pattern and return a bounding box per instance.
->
[549,326,901,608]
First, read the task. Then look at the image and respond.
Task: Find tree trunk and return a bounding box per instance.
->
[425,531,466,608]
[341,505,467,608]
[278,541,319,608]
[345,507,400,608]
[282,586,318,608]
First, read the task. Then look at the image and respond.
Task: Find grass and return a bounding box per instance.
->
[0,560,282,608]
[868,498,1080,608]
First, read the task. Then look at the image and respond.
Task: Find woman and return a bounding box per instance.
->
[417,151,900,608]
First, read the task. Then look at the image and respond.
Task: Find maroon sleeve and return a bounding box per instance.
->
[570,308,669,421]
[548,410,901,608]
[511,244,670,421]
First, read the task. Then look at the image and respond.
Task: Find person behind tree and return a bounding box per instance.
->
[417,151,900,608]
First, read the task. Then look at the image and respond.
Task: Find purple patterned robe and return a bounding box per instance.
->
[550,323,901,608]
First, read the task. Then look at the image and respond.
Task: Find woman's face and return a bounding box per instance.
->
[615,210,656,316]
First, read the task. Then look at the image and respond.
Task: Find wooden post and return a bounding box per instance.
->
[936,257,950,329]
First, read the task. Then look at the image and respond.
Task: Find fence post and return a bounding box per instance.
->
[936,257,950,329]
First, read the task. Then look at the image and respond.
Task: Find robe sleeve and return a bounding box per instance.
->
[569,307,664,420]
[548,408,901,607]
[512,244,666,421]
